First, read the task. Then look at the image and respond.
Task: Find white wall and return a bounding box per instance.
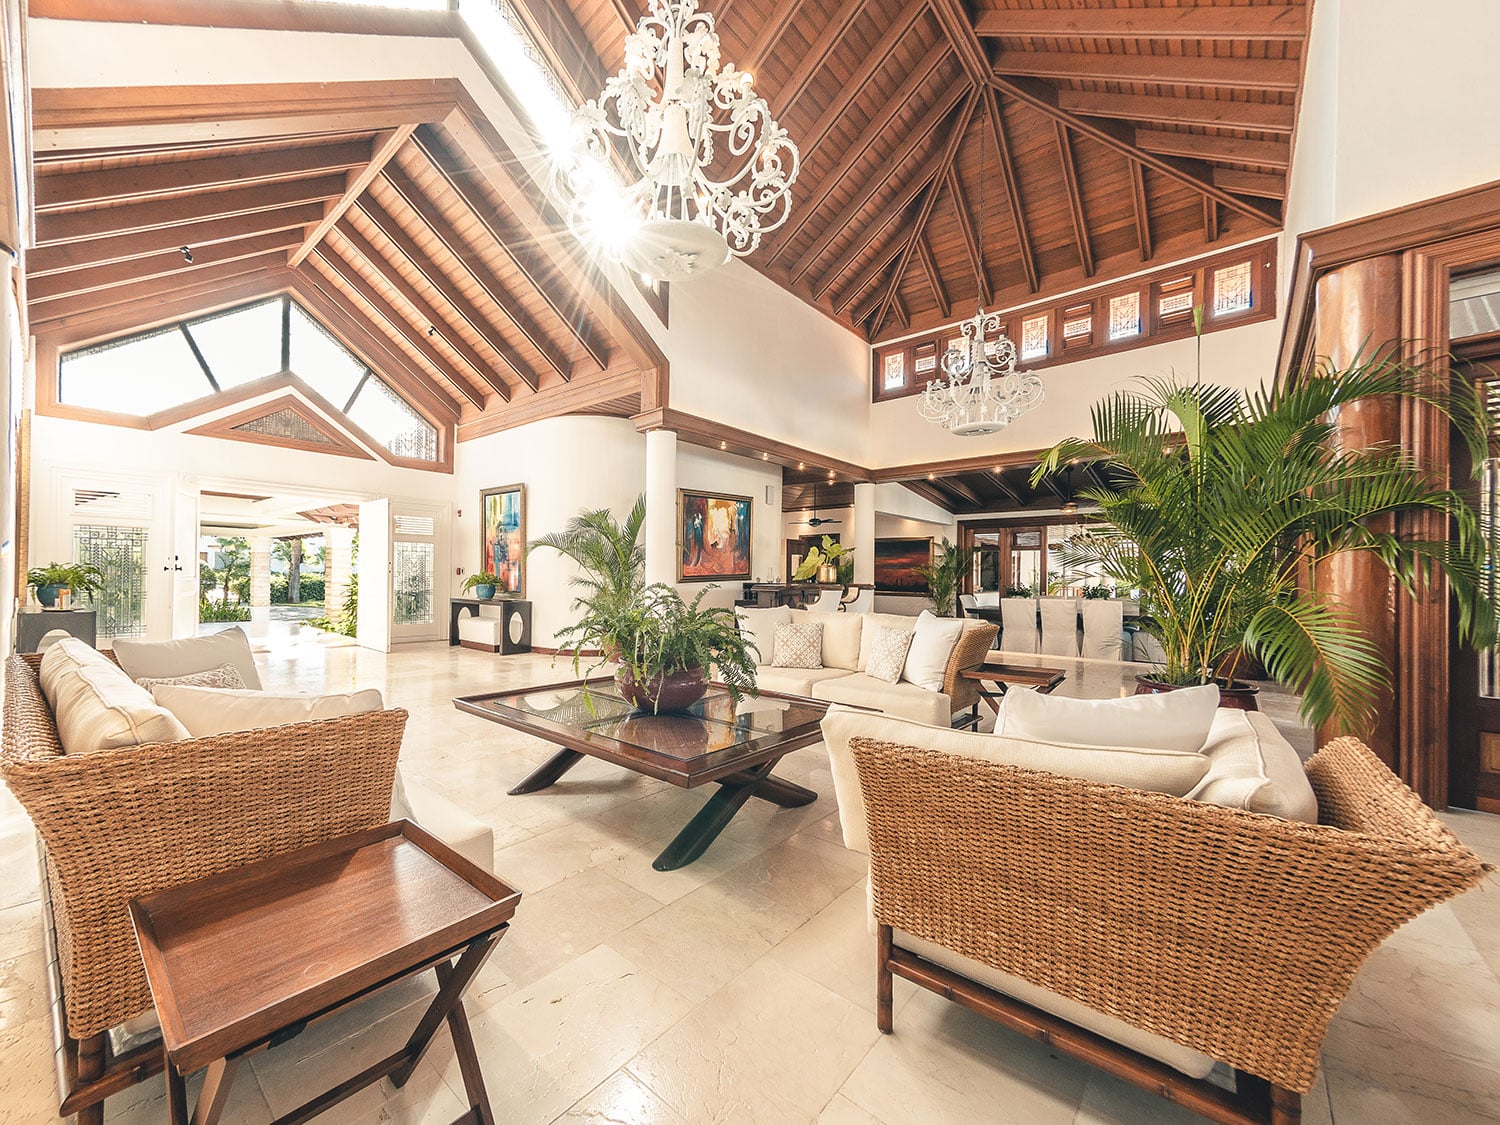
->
[674,442,781,611]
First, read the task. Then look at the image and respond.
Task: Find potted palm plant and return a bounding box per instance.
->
[27,562,105,608]
[609,584,758,712]
[915,538,974,617]
[531,496,647,659]
[462,572,500,600]
[1035,358,1496,731]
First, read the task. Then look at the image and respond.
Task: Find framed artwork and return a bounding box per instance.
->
[874,537,932,594]
[479,484,526,596]
[679,489,752,581]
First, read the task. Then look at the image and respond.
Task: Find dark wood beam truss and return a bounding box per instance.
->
[944,164,991,307]
[1054,123,1093,277]
[981,85,1038,293]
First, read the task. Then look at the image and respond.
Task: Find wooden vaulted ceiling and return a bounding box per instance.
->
[555,0,1306,341]
[26,77,664,443]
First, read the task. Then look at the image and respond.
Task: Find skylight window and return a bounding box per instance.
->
[58,295,440,463]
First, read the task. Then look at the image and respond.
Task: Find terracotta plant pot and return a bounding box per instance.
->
[1133,674,1260,711]
[616,665,708,713]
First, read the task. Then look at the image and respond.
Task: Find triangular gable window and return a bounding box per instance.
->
[59,295,439,462]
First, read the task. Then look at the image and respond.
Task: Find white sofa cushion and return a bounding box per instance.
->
[392,770,494,871]
[112,626,263,690]
[736,606,791,667]
[812,675,951,728]
[772,621,824,669]
[152,683,385,737]
[791,608,862,670]
[856,612,917,670]
[39,639,189,755]
[903,611,964,691]
[998,683,1220,753]
[865,626,914,684]
[457,615,504,644]
[754,665,850,697]
[1188,709,1318,822]
[821,705,1210,853]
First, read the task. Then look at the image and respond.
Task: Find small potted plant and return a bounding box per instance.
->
[27,562,105,608]
[792,537,855,584]
[463,572,500,600]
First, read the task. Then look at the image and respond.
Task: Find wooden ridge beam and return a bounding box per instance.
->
[916,235,949,319]
[989,74,1281,225]
[945,164,991,307]
[928,0,992,87]
[975,6,1307,41]
[412,127,609,372]
[775,0,870,117]
[1129,160,1152,261]
[982,85,1038,293]
[36,140,371,211]
[790,83,970,286]
[768,39,952,261]
[1212,168,1287,200]
[28,203,325,276]
[1203,197,1219,242]
[1134,129,1290,170]
[328,223,516,403]
[1058,90,1295,134]
[308,247,495,406]
[1054,123,1093,277]
[30,255,288,328]
[33,175,346,246]
[289,126,416,268]
[29,231,302,305]
[991,50,1300,92]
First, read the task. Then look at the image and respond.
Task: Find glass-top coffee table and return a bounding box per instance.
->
[453,678,829,870]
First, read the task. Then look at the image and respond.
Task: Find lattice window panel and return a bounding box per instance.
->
[393,540,435,625]
[882,352,906,391]
[1158,276,1196,323]
[1020,315,1049,360]
[1109,292,1142,340]
[913,341,938,377]
[74,524,148,641]
[1212,260,1254,317]
[1062,304,1092,349]
[233,408,335,445]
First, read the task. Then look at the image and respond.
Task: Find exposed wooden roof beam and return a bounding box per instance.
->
[33,174,346,245]
[308,247,495,406]
[35,271,290,346]
[1054,123,1093,278]
[945,165,991,308]
[412,127,609,372]
[941,476,984,506]
[845,242,910,326]
[793,86,973,288]
[769,42,954,261]
[889,290,910,332]
[29,231,303,305]
[928,0,993,86]
[915,235,949,319]
[328,223,517,403]
[28,203,325,276]
[289,125,416,268]
[1135,129,1290,170]
[903,479,957,513]
[37,140,370,210]
[1204,197,1220,242]
[1058,90,1295,134]
[31,255,289,328]
[981,85,1038,293]
[985,471,1025,506]
[740,0,804,75]
[989,75,1281,224]
[974,6,1307,41]
[1212,168,1287,200]
[991,50,1300,92]
[1129,160,1152,261]
[775,0,871,117]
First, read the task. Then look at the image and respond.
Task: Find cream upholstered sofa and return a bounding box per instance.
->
[821,701,1491,1124]
[740,607,997,726]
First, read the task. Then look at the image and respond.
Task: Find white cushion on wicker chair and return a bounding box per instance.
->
[1188,709,1318,822]
[152,683,384,737]
[112,626,263,690]
[39,640,189,755]
[392,770,494,872]
[998,683,1220,754]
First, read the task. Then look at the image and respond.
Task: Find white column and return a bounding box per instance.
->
[852,482,876,586]
[249,535,273,625]
[644,427,678,588]
[324,525,356,617]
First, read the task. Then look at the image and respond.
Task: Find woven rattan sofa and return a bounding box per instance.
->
[0,650,412,1125]
[834,729,1490,1125]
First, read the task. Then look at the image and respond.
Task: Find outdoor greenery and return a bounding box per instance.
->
[531,495,647,656]
[270,576,325,604]
[792,536,856,584]
[201,536,250,608]
[199,598,251,623]
[27,562,105,602]
[916,539,974,617]
[1035,357,1498,732]
[1003,583,1034,598]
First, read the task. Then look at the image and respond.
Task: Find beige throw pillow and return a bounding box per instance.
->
[39,639,189,755]
[1187,709,1318,822]
[737,606,791,667]
[152,684,384,738]
[134,663,246,691]
[856,612,917,670]
[112,626,263,691]
[772,621,824,669]
[998,683,1220,753]
[902,610,965,691]
[790,608,862,670]
[865,626,914,684]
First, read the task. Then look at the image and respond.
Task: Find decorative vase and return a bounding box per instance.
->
[616,665,708,713]
[817,563,836,584]
[36,585,61,608]
[475,583,496,600]
[1133,674,1260,711]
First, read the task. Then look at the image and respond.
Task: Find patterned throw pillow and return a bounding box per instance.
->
[772,622,824,669]
[865,625,914,684]
[134,662,247,691]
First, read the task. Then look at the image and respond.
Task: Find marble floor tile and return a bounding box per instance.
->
[557,1068,687,1125]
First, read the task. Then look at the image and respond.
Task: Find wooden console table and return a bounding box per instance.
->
[129,821,520,1125]
[960,662,1068,723]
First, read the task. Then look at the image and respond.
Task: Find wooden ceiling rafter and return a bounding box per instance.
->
[287,124,416,268]
[980,84,1037,294]
[773,0,870,118]
[739,0,804,77]
[1213,168,1287,200]
[1053,122,1094,278]
[945,164,991,307]
[990,51,1300,93]
[1129,159,1153,261]
[1058,90,1296,135]
[1136,129,1290,171]
[31,256,289,333]
[973,6,1307,42]
[915,234,949,319]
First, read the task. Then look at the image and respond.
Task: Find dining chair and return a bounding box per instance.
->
[999,598,1039,654]
[1039,597,1081,657]
[808,588,843,612]
[1081,599,1124,660]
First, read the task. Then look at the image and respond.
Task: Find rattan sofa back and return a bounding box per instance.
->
[849,733,1490,1094]
[1,652,408,1040]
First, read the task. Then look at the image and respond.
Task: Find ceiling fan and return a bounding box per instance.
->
[803,484,842,528]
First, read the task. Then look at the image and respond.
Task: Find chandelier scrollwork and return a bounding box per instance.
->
[562,0,800,282]
[918,309,1045,437]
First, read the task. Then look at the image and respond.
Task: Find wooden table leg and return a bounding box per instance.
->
[717,767,817,808]
[165,1057,189,1125]
[440,981,494,1125]
[654,760,797,871]
[190,1056,239,1125]
[507,748,584,795]
[390,933,501,1090]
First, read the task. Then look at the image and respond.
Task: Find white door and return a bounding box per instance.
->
[169,483,201,637]
[357,498,391,652]
[56,470,168,643]
[391,503,447,643]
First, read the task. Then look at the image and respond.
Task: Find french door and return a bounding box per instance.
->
[355,498,449,650]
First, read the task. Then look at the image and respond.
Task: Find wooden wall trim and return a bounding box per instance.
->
[184,393,375,460]
[457,370,644,442]
[632,407,870,482]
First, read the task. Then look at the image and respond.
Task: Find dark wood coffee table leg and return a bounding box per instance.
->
[654,760,815,871]
[507,748,585,794]
[165,1061,188,1125]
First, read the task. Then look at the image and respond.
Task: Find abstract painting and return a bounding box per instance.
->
[480,484,525,596]
[874,537,932,594]
[679,490,752,581]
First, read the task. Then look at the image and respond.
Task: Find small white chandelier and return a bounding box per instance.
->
[564,0,800,282]
[918,310,1045,436]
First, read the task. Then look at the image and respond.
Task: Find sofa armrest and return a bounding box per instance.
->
[848,735,1488,1094]
[940,623,997,713]
[392,770,495,872]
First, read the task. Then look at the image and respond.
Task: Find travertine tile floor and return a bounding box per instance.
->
[2,630,1498,1124]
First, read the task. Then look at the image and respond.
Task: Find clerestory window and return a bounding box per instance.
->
[59,295,439,462]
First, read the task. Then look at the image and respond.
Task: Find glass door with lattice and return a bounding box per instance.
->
[57,474,172,643]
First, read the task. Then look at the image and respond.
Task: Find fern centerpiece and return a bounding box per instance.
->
[1035,359,1497,733]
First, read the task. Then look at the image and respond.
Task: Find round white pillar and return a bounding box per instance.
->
[644,427,678,588]
[852,482,876,586]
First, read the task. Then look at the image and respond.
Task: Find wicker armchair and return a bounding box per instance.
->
[848,734,1491,1125]
[0,652,408,1124]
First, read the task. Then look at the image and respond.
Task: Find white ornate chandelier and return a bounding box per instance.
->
[563,0,800,282]
[918,309,1045,437]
